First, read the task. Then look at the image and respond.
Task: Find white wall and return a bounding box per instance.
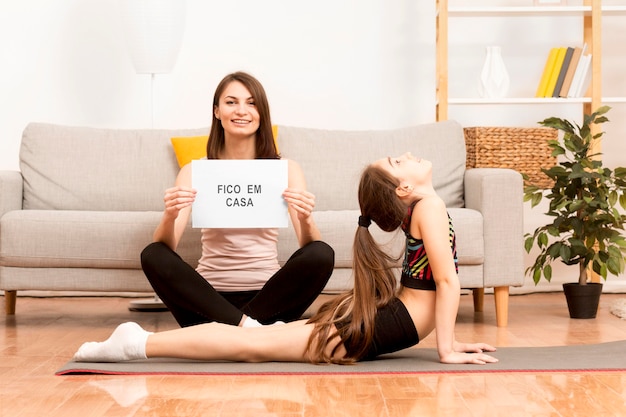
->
[1,0,625,292]
[0,0,434,171]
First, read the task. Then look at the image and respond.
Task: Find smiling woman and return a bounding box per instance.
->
[207,72,276,161]
[139,71,335,330]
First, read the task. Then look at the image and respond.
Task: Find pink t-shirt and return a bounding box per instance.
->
[196,227,281,292]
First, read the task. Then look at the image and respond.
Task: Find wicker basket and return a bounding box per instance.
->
[464,126,557,188]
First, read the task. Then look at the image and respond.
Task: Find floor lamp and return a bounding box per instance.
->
[120,0,186,311]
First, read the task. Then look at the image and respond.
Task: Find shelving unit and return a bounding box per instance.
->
[437,1,626,287]
[435,0,626,123]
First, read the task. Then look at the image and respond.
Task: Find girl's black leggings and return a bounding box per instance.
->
[140,241,335,327]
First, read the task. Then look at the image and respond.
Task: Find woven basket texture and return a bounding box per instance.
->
[464,126,557,188]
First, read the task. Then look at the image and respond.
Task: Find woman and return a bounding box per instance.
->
[75,152,497,365]
[140,71,335,328]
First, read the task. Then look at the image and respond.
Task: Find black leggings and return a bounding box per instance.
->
[140,241,334,327]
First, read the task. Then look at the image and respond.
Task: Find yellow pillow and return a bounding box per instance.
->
[171,125,280,167]
[170,135,208,168]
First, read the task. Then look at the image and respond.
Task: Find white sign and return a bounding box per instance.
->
[191,159,289,228]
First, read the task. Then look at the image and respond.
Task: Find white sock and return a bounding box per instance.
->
[242,316,262,328]
[242,316,285,327]
[73,322,152,362]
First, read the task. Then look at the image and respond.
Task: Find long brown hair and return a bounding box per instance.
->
[306,164,407,363]
[207,71,279,160]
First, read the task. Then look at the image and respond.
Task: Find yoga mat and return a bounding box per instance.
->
[57,340,626,376]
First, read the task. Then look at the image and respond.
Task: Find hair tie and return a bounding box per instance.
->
[358,215,371,228]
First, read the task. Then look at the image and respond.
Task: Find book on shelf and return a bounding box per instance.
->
[573,54,592,97]
[567,53,585,98]
[567,50,590,98]
[552,47,573,98]
[559,44,584,97]
[544,47,566,98]
[535,47,559,97]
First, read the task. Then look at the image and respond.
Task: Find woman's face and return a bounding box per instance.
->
[214,81,260,138]
[374,152,432,186]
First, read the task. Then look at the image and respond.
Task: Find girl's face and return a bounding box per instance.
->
[213,81,260,138]
[375,152,432,186]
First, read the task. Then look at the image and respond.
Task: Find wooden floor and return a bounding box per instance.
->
[2,292,626,417]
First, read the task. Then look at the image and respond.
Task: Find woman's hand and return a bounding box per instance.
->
[283,188,315,222]
[163,186,197,219]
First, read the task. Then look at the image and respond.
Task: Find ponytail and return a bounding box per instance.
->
[305,165,405,363]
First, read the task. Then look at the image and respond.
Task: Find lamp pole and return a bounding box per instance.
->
[121,0,186,311]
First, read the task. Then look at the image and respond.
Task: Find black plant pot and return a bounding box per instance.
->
[562,282,603,319]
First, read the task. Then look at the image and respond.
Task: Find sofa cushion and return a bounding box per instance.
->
[20,123,209,211]
[278,210,404,269]
[278,208,483,269]
[278,208,483,292]
[0,267,154,293]
[275,120,466,212]
[0,210,202,269]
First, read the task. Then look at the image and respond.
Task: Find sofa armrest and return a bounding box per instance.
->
[0,171,24,217]
[464,168,524,287]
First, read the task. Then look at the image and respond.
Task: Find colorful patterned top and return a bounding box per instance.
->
[400,204,458,291]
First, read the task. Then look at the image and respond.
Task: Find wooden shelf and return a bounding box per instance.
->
[603,97,626,104]
[447,6,591,15]
[446,5,626,15]
[436,0,609,122]
[445,97,626,105]
[445,97,593,105]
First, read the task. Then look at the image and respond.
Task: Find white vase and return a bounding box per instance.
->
[478,46,510,98]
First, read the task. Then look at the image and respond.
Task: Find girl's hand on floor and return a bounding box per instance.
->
[453,341,497,354]
[439,350,499,365]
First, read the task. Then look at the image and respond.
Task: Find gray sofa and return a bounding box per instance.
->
[0,120,524,326]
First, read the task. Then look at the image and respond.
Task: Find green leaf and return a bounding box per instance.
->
[549,242,561,258]
[544,265,552,281]
[619,194,626,210]
[524,236,535,253]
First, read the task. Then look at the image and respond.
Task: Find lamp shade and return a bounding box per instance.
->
[120,0,186,74]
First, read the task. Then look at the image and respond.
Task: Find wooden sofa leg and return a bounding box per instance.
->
[5,290,17,315]
[472,288,484,312]
[494,286,509,327]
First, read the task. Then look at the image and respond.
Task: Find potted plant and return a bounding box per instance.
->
[524,105,626,318]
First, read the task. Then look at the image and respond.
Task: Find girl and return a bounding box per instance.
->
[75,152,497,365]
